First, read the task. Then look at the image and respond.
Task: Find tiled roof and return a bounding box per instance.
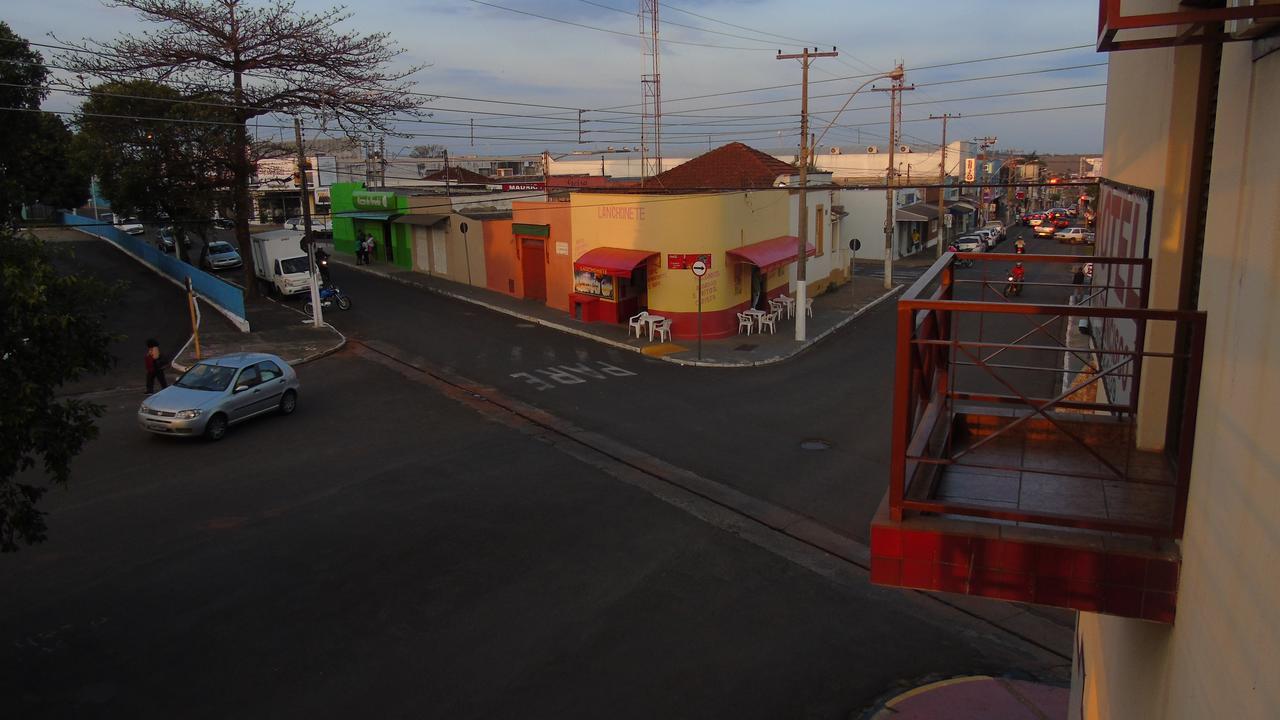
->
[645,142,797,190]
[420,166,493,184]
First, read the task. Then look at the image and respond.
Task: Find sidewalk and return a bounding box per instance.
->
[329,249,900,367]
[172,292,346,371]
[863,675,1068,719]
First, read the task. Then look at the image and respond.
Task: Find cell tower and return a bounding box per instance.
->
[639,0,662,183]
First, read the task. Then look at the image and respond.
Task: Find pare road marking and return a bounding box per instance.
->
[510,361,637,391]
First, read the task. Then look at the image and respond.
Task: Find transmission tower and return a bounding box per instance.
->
[639,0,662,183]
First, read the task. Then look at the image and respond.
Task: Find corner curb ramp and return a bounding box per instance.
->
[340,260,903,368]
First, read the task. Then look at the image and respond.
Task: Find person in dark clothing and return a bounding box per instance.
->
[315,247,331,285]
[144,338,168,394]
[1072,265,1085,285]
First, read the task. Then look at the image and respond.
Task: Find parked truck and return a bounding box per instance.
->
[251,229,313,296]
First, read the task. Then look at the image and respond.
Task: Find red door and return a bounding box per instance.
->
[520,239,546,301]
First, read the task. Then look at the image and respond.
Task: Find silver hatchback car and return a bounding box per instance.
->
[138,352,300,440]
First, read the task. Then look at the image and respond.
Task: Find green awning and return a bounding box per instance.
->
[335,211,400,221]
[513,222,550,238]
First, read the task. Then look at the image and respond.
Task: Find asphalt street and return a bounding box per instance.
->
[1,352,1067,719]
[314,223,1091,543]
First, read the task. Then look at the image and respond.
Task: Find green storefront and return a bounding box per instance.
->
[331,182,413,270]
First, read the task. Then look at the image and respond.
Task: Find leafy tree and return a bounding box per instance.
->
[409,144,447,158]
[75,80,237,263]
[0,22,89,219]
[0,229,116,551]
[59,0,428,295]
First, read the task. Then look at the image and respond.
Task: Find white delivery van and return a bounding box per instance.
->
[251,229,313,296]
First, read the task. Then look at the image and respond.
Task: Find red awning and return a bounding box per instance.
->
[574,247,658,276]
[726,235,815,271]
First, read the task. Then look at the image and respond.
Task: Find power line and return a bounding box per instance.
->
[573,0,778,47]
[463,0,771,51]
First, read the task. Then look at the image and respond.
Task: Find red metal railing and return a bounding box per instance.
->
[889,252,1206,538]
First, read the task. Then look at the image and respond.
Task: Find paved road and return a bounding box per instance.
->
[1,353,1067,718]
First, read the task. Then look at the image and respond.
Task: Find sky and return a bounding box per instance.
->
[9,0,1107,159]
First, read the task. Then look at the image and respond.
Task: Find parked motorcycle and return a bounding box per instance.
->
[947,244,974,268]
[305,284,351,315]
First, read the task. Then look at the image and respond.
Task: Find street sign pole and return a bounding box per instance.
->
[691,258,708,360]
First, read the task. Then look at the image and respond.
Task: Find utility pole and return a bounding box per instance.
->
[294,117,323,328]
[930,113,959,258]
[378,136,387,188]
[777,46,838,341]
[873,64,913,289]
[972,135,997,224]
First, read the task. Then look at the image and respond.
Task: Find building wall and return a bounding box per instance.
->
[786,190,852,295]
[483,217,519,298]
[569,191,791,339]
[511,201,574,312]
[1073,16,1280,720]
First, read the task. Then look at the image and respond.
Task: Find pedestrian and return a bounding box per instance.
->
[144,338,168,394]
[355,232,366,264]
[364,234,375,264]
[1072,265,1085,285]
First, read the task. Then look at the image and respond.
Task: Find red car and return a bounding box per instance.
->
[1054,218,1070,228]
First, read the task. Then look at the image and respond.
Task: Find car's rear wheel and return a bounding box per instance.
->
[279,389,297,415]
[204,413,228,441]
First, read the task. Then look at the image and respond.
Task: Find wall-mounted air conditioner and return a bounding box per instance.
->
[866,145,879,154]
[899,145,912,153]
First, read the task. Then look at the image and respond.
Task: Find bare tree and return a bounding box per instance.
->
[58,0,428,296]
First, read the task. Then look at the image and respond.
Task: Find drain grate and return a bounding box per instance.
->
[515,323,536,328]
[734,344,758,351]
[799,439,831,451]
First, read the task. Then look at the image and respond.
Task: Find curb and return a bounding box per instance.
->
[338,259,901,368]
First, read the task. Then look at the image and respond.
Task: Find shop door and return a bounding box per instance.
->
[382,222,394,262]
[413,226,430,272]
[750,266,765,309]
[430,227,447,275]
[521,238,546,301]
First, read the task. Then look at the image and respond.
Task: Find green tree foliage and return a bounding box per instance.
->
[0,229,116,551]
[75,81,237,262]
[0,22,88,219]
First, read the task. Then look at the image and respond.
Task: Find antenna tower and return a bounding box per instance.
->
[639,0,662,183]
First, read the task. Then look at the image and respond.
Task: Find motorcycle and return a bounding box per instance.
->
[946,244,974,268]
[1005,275,1023,297]
[305,284,351,315]
[1015,243,1026,254]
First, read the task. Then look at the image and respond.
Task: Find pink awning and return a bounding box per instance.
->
[574,247,659,276]
[726,235,816,271]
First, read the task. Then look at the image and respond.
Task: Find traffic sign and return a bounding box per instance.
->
[691,259,708,277]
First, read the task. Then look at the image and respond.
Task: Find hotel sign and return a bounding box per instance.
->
[352,191,396,210]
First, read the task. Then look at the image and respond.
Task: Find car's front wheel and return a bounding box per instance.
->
[204,413,228,441]
[278,389,297,415]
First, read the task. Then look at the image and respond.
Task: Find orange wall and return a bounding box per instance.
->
[482,218,519,298]
[511,201,574,312]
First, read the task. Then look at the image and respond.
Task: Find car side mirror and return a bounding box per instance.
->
[234,384,250,393]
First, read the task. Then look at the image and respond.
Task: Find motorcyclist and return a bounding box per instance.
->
[1015,237,1026,253]
[314,246,332,285]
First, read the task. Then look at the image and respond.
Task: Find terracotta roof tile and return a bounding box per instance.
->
[645,142,797,190]
[420,166,492,184]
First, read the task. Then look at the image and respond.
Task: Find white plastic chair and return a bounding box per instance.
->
[628,311,649,339]
[737,312,754,335]
[778,294,794,318]
[758,311,777,335]
[768,298,784,316]
[805,297,814,318]
[655,319,672,342]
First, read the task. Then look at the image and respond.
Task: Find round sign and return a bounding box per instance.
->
[691,259,708,277]
[459,222,469,234]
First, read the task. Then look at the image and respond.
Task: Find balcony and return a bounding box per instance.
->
[870,252,1206,622]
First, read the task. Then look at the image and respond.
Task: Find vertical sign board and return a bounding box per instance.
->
[1092,179,1153,408]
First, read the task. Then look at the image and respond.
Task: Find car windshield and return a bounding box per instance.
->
[208,241,235,254]
[280,256,310,274]
[175,362,237,391]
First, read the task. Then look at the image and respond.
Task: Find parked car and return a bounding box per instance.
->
[201,240,244,270]
[983,221,1006,242]
[953,234,985,252]
[138,352,300,441]
[212,216,234,230]
[1054,227,1095,244]
[973,228,998,250]
[115,217,145,235]
[285,216,333,237]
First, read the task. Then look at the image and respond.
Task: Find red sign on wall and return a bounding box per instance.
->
[667,253,711,270]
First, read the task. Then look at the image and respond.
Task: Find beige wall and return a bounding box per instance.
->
[1075,19,1280,720]
[404,196,488,287]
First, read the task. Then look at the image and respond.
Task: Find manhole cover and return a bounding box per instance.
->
[734,344,758,351]
[515,323,536,328]
[799,439,831,451]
